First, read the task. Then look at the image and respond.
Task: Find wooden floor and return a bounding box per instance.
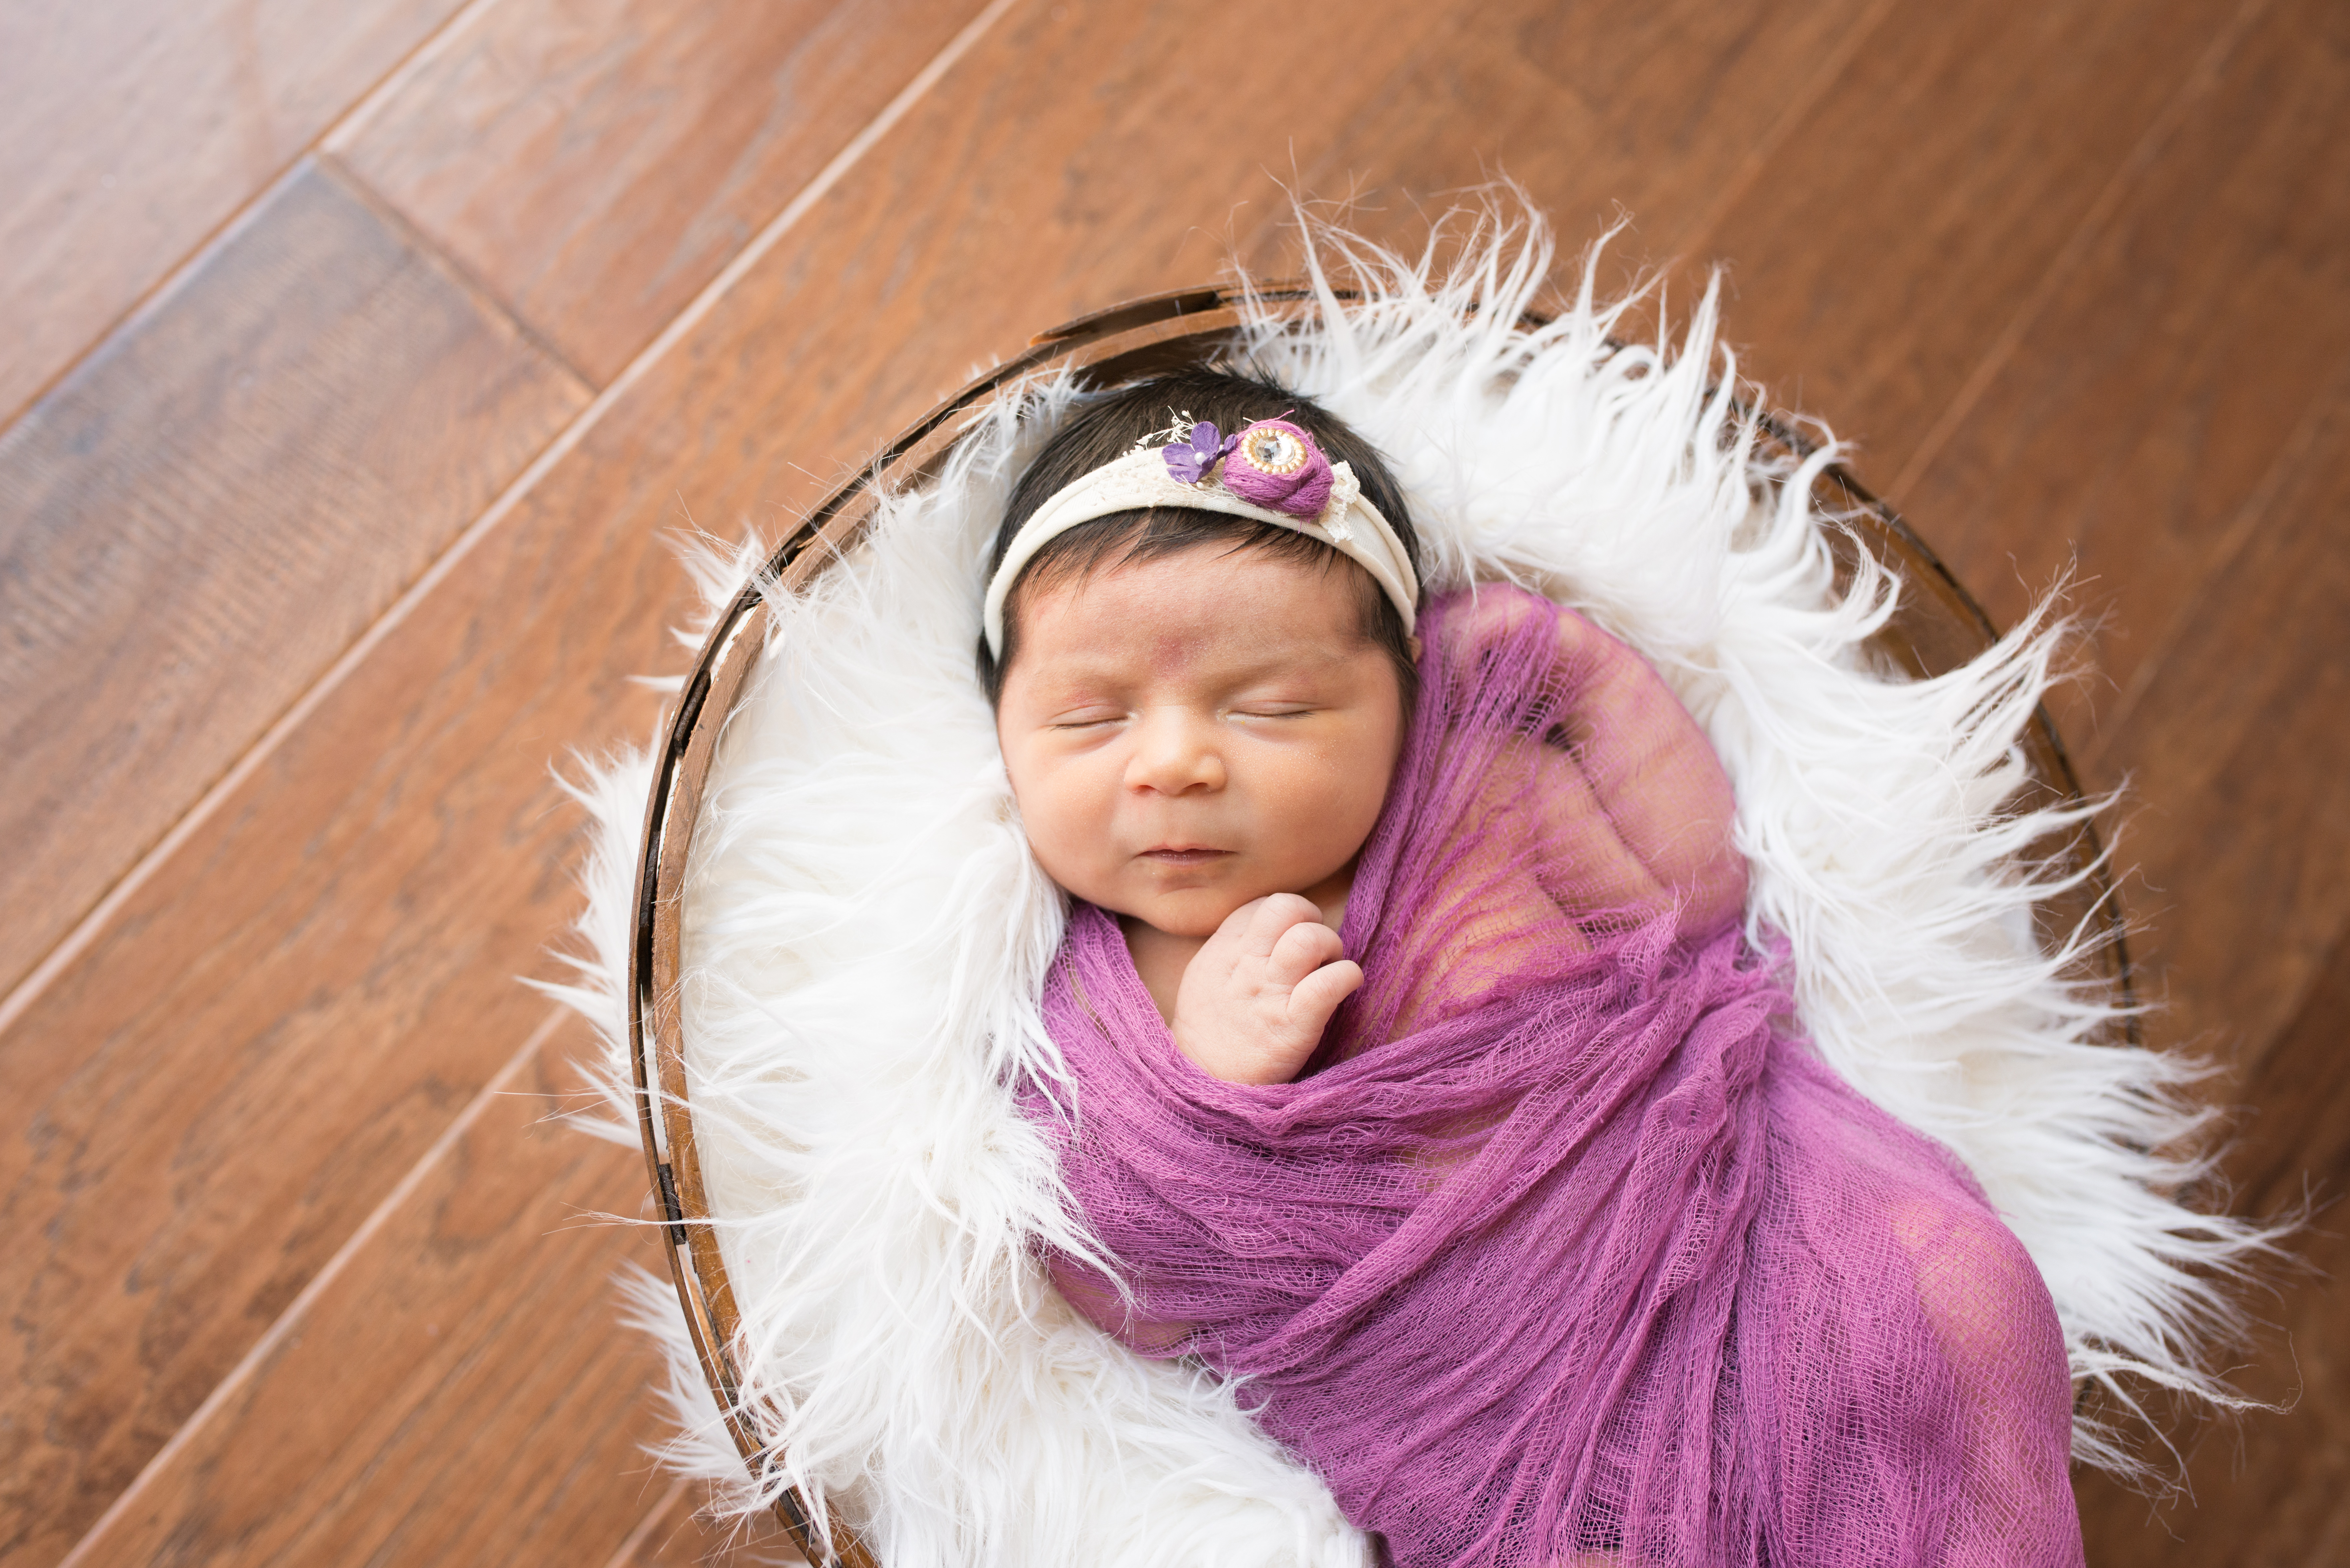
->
[2,0,2343,1562]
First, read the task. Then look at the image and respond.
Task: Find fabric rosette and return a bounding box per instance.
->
[1221,419,1335,518]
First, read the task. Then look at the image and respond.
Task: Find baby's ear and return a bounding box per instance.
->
[1406,635,1424,662]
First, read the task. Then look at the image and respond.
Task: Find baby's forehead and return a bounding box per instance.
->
[1019,621,1340,686]
[1019,553,1369,659]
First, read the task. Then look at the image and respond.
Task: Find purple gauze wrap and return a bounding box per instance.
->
[1023,586,2083,1567]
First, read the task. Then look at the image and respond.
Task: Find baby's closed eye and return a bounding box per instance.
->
[1047,705,1126,729]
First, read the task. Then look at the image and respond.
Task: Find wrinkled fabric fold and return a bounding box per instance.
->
[1025,587,2082,1567]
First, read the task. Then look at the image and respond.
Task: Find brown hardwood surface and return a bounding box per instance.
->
[62,1015,712,1567]
[3,0,2343,1563]
[1252,0,1898,288]
[2076,923,2350,1563]
[476,0,1909,537]
[2063,378,2350,1566]
[334,0,991,386]
[1899,0,2350,1058]
[2078,372,2350,1095]
[0,158,589,1007]
[0,0,467,422]
[0,365,677,1562]
[1685,0,2260,485]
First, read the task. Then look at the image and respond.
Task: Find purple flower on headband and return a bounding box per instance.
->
[1223,419,1334,519]
[1162,421,1237,485]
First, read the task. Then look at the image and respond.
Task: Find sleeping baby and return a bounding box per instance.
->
[981,367,2084,1568]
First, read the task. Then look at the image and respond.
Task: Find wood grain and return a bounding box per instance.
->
[1683,0,2256,486]
[2075,925,2350,1564]
[0,0,467,421]
[335,0,990,385]
[0,497,675,1563]
[1240,0,1898,284]
[0,158,590,1007]
[62,1019,716,1568]
[2070,371,2350,1069]
[492,0,1915,534]
[1913,0,2350,685]
[1888,0,2350,1058]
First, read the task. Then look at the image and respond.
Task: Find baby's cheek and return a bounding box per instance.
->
[1285,749,1393,859]
[1015,767,1117,897]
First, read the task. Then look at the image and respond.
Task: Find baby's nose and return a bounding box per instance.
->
[1127,710,1225,794]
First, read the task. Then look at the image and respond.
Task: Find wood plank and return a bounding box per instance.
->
[334,0,991,387]
[0,606,669,1561]
[8,0,2323,1562]
[1259,0,1897,254]
[2067,373,2350,1073]
[522,0,1899,531]
[1680,0,2257,487]
[1911,0,2350,705]
[60,1017,722,1568]
[0,158,590,1006]
[0,0,468,421]
[2073,925,2350,1564]
[1240,0,1899,283]
[1882,0,2350,1059]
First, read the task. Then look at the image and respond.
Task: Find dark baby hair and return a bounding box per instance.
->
[977,366,1424,707]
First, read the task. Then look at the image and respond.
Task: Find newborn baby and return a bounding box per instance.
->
[988,374,1739,1085]
[982,368,2084,1567]
[993,488,1400,1084]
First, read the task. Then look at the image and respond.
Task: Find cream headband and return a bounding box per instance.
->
[981,416,1420,658]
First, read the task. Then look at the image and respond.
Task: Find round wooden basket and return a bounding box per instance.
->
[625,288,2132,1567]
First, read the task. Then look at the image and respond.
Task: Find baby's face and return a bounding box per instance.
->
[996,544,1405,939]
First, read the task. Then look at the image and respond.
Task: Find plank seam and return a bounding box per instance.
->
[0,0,508,434]
[321,0,512,156]
[0,0,1023,1047]
[52,1009,566,1568]
[600,1476,695,1568]
[317,152,600,394]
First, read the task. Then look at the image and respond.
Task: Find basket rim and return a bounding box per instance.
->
[623,284,2131,1564]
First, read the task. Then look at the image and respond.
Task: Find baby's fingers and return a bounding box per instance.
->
[1238,893,1328,960]
[1266,914,1345,987]
[1289,958,1364,1033]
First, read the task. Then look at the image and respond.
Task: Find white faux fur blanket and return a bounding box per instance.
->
[546,207,2264,1566]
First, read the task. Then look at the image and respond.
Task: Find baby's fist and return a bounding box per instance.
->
[1171,894,1364,1085]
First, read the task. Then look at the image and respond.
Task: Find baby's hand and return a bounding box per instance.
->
[1171,895,1363,1085]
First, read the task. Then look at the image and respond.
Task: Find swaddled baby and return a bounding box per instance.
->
[982,368,2084,1568]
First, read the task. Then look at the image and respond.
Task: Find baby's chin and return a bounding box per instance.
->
[1096,880,1299,940]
